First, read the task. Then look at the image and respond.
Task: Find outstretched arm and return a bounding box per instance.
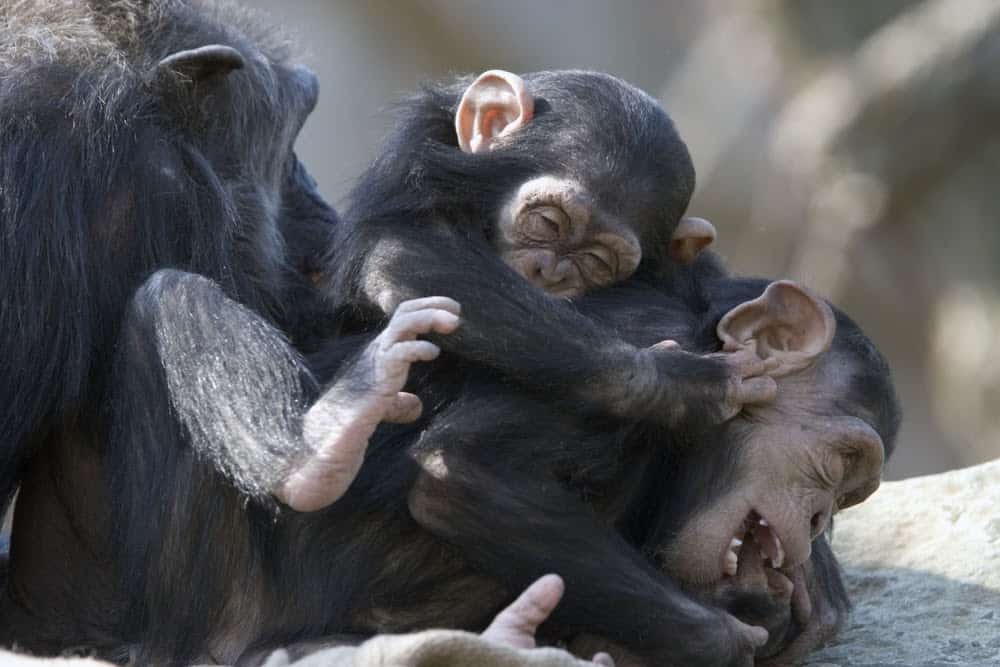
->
[403,397,767,667]
[336,223,773,432]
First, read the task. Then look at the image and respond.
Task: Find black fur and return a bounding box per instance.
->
[1,251,901,666]
[0,5,902,664]
[325,70,743,433]
[0,2,337,657]
[0,0,336,515]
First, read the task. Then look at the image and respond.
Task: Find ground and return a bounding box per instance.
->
[805,458,1000,667]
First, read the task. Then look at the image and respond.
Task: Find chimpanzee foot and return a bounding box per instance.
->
[275,297,461,511]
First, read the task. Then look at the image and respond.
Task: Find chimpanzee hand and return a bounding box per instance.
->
[756,561,845,666]
[691,568,796,660]
[275,297,461,512]
[640,342,777,431]
[483,575,615,666]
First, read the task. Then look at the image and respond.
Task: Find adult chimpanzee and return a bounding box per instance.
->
[328,69,777,434]
[0,249,900,666]
[0,0,343,523]
[396,268,899,667]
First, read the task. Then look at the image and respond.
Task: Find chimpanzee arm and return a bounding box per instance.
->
[402,400,765,667]
[117,269,459,511]
[410,459,763,666]
[336,222,773,431]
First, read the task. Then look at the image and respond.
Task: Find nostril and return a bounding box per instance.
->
[810,511,826,537]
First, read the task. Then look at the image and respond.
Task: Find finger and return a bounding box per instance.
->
[731,352,770,378]
[381,392,423,424]
[393,296,462,316]
[386,340,441,365]
[481,574,565,649]
[762,357,781,374]
[732,616,769,649]
[592,652,615,666]
[790,567,813,626]
[736,376,778,405]
[384,309,460,343]
[651,339,681,351]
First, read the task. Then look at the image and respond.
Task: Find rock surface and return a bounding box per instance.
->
[805,457,1000,666]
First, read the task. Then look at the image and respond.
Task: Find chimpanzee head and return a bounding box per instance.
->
[454,70,717,296]
[354,69,714,298]
[0,1,336,324]
[654,280,901,588]
[139,2,338,303]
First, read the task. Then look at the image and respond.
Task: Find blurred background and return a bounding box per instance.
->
[242,0,1000,480]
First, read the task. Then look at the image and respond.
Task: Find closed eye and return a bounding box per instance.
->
[578,247,615,285]
[522,206,568,241]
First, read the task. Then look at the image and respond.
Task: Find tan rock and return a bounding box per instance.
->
[806,458,1000,666]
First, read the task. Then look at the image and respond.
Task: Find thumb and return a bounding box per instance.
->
[481,574,565,650]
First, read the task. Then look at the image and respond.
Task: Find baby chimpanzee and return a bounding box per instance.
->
[328,69,776,437]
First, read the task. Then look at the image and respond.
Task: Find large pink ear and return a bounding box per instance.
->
[717,280,836,377]
[455,70,533,154]
[669,217,717,264]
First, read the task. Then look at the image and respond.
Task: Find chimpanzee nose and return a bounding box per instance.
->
[809,497,833,538]
[538,257,570,284]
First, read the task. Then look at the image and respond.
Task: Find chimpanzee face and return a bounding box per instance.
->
[494,175,642,297]
[453,70,716,297]
[656,282,886,587]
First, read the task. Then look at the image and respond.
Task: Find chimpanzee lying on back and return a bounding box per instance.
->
[0,250,899,666]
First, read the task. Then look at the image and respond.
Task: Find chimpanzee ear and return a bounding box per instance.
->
[717,280,836,377]
[669,217,716,264]
[455,70,534,154]
[155,45,245,85]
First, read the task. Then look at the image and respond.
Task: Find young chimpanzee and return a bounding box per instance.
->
[329,69,776,433]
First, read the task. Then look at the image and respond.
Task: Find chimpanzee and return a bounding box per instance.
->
[396,268,899,667]
[327,69,777,434]
[0,248,900,666]
[0,0,341,524]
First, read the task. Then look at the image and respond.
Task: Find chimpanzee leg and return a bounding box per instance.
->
[406,411,763,666]
[104,269,460,663]
[104,268,312,663]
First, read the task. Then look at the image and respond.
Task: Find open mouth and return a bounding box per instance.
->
[723,511,786,576]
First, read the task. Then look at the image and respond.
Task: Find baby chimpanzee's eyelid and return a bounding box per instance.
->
[537,206,569,234]
[519,206,566,241]
[580,247,616,275]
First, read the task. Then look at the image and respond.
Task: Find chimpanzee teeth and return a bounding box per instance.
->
[752,516,785,568]
[724,551,738,576]
[772,539,785,569]
[723,537,743,576]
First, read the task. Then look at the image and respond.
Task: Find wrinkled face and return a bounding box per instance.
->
[455,70,711,298]
[658,359,885,589]
[495,176,643,297]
